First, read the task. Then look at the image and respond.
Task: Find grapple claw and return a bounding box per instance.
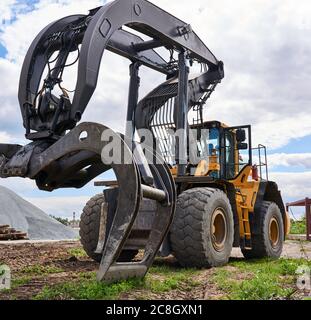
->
[94,202,108,254]
[97,142,176,283]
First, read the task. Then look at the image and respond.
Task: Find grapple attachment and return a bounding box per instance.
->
[0,121,176,282]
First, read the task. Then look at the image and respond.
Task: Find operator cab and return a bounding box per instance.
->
[190,121,252,180]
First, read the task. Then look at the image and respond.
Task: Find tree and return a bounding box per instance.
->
[50,215,70,226]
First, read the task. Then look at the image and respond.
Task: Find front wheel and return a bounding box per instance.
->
[242,201,284,259]
[170,188,234,268]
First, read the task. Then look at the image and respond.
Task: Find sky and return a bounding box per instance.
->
[0,0,310,219]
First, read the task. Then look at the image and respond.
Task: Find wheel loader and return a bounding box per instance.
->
[0,0,290,283]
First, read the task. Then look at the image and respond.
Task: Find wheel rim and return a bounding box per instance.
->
[269,217,280,248]
[211,208,227,251]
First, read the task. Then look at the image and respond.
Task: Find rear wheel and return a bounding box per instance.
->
[170,188,234,268]
[242,201,284,259]
[79,194,138,263]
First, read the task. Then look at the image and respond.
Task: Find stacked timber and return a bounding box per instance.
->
[0,225,28,241]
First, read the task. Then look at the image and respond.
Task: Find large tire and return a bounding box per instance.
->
[79,194,138,263]
[242,201,284,259]
[170,188,234,268]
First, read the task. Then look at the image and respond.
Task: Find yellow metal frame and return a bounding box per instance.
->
[229,165,260,241]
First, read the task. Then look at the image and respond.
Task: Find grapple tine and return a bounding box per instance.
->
[138,147,176,270]
[96,200,141,280]
[97,145,176,283]
[94,202,108,254]
[97,162,142,281]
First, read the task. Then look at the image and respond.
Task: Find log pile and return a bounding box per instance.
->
[0,225,28,241]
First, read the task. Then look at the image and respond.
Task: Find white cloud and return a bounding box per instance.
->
[0,130,13,143]
[252,116,311,150]
[270,171,311,201]
[0,0,16,23]
[0,58,23,142]
[0,177,38,194]
[151,0,311,149]
[269,153,311,169]
[25,195,90,218]
[1,0,104,64]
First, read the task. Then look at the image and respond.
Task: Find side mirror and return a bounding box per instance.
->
[236,129,246,142]
[237,142,248,150]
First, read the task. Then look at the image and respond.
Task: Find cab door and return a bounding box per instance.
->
[221,125,252,180]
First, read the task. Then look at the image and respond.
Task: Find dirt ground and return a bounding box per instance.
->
[0,240,310,300]
[0,241,98,299]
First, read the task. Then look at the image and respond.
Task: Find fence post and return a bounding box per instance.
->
[306,198,311,241]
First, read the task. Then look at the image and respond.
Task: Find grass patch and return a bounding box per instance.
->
[21,265,64,276]
[34,261,200,300]
[150,264,197,276]
[290,218,306,235]
[1,266,63,296]
[148,264,199,292]
[143,271,199,295]
[12,276,32,289]
[67,247,87,258]
[34,273,144,300]
[12,256,309,300]
[211,258,311,300]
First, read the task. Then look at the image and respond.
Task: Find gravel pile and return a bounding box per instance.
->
[0,186,77,240]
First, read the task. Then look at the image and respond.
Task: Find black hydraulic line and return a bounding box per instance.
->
[49,49,70,81]
[125,62,154,185]
[125,62,141,140]
[176,51,189,176]
[132,39,163,52]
